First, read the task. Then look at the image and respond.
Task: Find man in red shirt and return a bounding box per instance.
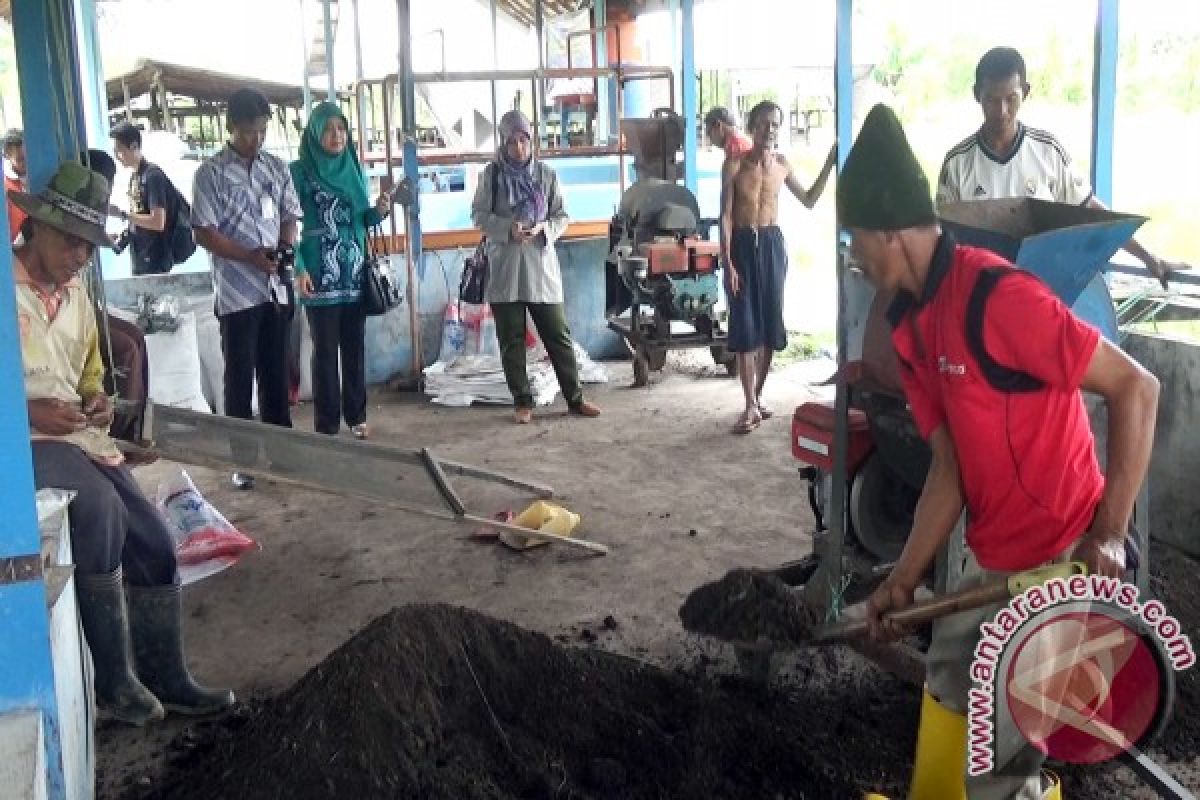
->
[704,107,752,159]
[839,104,1160,798]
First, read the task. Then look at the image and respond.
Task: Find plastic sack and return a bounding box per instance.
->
[156,469,258,585]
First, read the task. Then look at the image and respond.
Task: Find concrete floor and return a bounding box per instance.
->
[96,355,834,796]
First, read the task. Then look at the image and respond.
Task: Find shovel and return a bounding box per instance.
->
[680,561,1088,649]
[810,561,1088,644]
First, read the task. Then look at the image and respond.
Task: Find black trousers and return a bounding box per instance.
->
[219,303,292,467]
[305,303,367,434]
[32,441,177,586]
[218,303,293,427]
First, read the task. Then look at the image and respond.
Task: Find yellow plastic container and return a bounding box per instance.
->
[502,501,581,550]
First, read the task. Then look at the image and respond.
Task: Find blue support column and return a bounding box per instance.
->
[5,6,78,797]
[834,0,854,169]
[681,0,697,193]
[1091,0,1119,205]
[13,0,87,189]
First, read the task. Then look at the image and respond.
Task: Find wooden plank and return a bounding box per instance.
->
[421,448,466,516]
[439,459,554,498]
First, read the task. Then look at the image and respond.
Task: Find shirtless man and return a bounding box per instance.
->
[720,100,837,433]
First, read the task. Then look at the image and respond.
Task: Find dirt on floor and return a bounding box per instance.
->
[94,356,1200,799]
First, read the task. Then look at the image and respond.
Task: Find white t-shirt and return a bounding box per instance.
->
[936,123,1093,209]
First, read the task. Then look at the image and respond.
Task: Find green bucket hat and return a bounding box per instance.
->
[10,161,113,248]
[838,103,937,232]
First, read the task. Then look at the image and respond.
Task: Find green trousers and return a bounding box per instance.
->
[491,302,583,410]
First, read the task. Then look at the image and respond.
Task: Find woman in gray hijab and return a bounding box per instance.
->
[471,109,601,424]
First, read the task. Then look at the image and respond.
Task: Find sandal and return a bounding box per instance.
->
[732,408,761,434]
[756,399,774,420]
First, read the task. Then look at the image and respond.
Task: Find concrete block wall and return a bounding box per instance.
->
[1123,332,1200,558]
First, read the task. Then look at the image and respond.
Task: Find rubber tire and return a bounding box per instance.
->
[849,453,918,563]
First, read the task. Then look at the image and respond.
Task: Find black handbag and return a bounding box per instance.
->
[362,224,403,316]
[459,165,500,304]
[459,238,489,304]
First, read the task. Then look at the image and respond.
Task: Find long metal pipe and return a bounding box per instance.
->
[490,0,499,148]
[411,65,670,82]
[352,0,367,163]
[396,0,422,385]
[321,0,336,100]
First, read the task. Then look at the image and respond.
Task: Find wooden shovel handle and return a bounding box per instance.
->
[816,561,1087,641]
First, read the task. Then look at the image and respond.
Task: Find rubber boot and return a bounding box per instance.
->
[909,689,967,800]
[75,568,165,726]
[127,583,235,715]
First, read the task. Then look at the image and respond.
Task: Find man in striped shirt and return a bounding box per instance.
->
[193,88,302,488]
[936,46,1190,287]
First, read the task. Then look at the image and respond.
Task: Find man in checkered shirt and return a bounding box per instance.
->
[937,46,1191,287]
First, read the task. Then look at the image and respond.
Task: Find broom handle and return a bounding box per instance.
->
[814,561,1086,642]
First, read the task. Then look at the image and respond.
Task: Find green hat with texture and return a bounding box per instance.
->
[10,161,112,248]
[838,103,936,231]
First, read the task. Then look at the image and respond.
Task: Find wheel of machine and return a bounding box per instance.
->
[849,453,920,563]
[632,349,650,387]
[710,345,737,377]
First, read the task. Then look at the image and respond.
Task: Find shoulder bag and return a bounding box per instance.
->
[362,224,403,316]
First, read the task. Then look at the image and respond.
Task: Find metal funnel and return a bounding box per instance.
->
[939,198,1146,306]
[620,112,684,182]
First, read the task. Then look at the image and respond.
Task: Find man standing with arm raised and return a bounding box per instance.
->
[719,100,836,434]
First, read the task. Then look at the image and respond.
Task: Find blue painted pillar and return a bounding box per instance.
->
[681,0,697,193]
[834,0,854,170]
[5,6,76,799]
[1091,0,1119,205]
[13,0,87,190]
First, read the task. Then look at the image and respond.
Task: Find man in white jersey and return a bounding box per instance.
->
[937,46,1190,287]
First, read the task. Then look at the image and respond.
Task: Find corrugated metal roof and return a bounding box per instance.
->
[496,0,587,28]
[106,59,309,109]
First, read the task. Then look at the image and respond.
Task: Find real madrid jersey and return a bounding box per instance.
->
[935,123,1093,209]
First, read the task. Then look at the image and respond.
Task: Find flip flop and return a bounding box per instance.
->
[756,400,774,420]
[732,409,761,434]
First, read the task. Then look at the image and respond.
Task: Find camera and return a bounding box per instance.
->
[112,228,131,254]
[268,242,296,283]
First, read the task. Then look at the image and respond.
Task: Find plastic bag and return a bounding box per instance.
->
[156,469,258,585]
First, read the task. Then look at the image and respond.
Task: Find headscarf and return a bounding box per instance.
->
[298,101,371,213]
[495,110,547,224]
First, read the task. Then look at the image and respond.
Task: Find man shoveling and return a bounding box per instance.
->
[841,104,1159,799]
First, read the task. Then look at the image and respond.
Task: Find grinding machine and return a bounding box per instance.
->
[606,110,734,386]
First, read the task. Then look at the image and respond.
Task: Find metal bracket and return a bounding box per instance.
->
[0,554,43,586]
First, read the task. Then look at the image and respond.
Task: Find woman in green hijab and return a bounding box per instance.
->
[290,101,391,439]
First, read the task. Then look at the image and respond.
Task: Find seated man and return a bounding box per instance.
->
[12,161,232,726]
[81,147,153,450]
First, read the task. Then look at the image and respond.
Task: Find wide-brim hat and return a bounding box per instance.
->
[10,161,112,248]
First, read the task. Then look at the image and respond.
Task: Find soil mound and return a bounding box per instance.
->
[128,604,917,800]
